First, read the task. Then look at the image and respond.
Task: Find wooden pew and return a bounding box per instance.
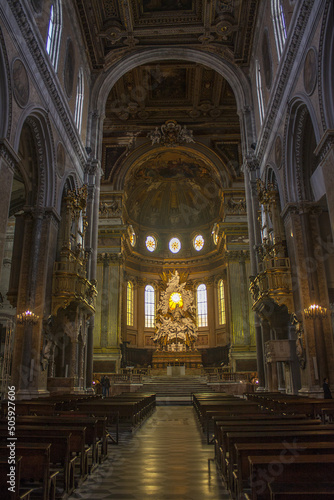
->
[268,481,334,499]
[0,444,59,500]
[0,429,73,495]
[217,425,334,485]
[249,454,334,500]
[234,441,334,500]
[222,429,334,492]
[1,423,88,482]
[0,456,33,500]
[13,416,96,475]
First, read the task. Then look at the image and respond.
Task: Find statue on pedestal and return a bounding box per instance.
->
[152,270,198,350]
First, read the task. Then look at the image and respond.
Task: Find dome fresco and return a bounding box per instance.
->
[125,148,222,229]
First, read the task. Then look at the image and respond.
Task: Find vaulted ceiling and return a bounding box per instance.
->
[76,0,257,235]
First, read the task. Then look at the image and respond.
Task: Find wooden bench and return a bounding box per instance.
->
[234,441,334,500]
[221,429,334,493]
[14,416,96,476]
[2,423,88,483]
[0,443,59,500]
[268,481,334,499]
[249,454,334,500]
[0,456,33,500]
[0,429,74,494]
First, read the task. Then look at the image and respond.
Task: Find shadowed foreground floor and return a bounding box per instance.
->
[70,405,230,500]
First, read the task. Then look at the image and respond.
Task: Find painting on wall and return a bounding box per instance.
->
[142,0,193,13]
[147,67,187,100]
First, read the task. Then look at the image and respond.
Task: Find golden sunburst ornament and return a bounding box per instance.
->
[169,292,183,310]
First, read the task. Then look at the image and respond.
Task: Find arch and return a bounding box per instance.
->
[13,108,56,209]
[0,27,11,139]
[285,97,320,204]
[90,48,255,159]
[112,142,230,192]
[320,0,334,129]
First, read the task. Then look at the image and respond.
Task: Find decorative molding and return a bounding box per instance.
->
[0,139,19,172]
[8,0,87,168]
[0,26,12,140]
[314,130,334,163]
[318,0,331,132]
[256,0,314,163]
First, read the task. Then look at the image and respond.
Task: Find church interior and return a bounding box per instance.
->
[1,0,334,498]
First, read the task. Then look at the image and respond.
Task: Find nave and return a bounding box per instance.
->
[69,406,229,500]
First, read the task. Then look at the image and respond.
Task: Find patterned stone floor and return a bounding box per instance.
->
[69,406,230,500]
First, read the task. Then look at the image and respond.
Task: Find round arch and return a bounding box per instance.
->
[320,0,334,129]
[111,142,231,192]
[284,97,320,204]
[13,107,56,209]
[90,48,255,158]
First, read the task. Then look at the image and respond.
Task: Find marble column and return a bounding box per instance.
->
[206,278,216,347]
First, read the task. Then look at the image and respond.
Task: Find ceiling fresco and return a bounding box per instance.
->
[124,149,222,229]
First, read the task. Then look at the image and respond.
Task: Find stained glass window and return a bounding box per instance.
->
[218,279,226,325]
[146,235,156,252]
[197,283,208,327]
[127,281,134,326]
[194,235,204,251]
[145,285,155,328]
[169,237,181,253]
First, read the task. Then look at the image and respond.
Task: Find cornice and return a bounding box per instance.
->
[0,139,19,172]
[314,130,334,163]
[8,0,87,169]
[256,0,314,165]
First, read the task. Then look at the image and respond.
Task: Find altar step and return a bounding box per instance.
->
[141,375,213,405]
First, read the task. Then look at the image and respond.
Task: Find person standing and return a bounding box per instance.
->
[105,375,110,397]
[101,375,106,397]
[323,377,332,399]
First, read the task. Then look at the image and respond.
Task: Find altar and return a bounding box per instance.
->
[152,349,202,369]
[151,271,201,369]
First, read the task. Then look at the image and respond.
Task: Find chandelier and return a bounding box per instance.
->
[303,304,327,319]
[17,310,40,324]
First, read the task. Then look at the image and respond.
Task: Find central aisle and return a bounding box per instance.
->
[71,406,230,500]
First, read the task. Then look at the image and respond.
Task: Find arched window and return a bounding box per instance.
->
[197,284,208,327]
[74,68,84,133]
[127,281,134,327]
[218,279,226,325]
[46,0,62,69]
[271,0,287,59]
[145,285,155,328]
[256,60,265,125]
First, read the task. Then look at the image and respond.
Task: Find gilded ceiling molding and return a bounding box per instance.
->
[7,0,87,169]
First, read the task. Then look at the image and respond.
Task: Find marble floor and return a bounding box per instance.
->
[70,406,230,500]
